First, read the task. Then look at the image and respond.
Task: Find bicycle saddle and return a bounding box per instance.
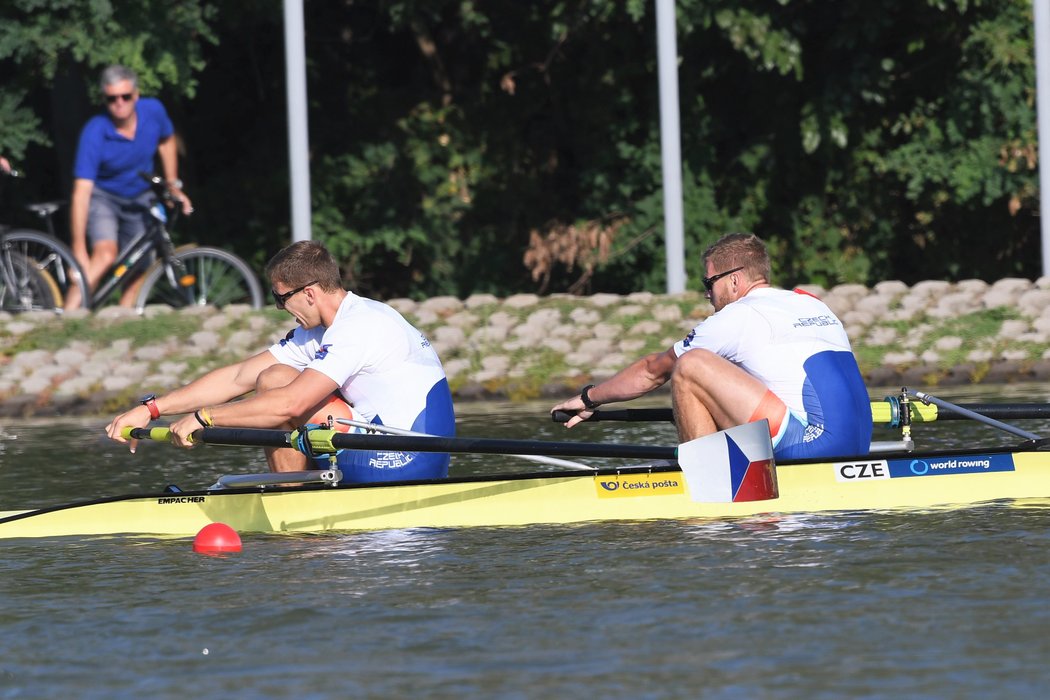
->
[25,201,65,216]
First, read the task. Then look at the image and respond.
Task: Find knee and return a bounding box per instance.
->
[673,349,719,385]
[256,363,300,392]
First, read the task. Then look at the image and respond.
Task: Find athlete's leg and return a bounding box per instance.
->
[254,363,344,473]
[671,349,778,442]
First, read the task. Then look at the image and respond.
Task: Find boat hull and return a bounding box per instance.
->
[2,447,1048,539]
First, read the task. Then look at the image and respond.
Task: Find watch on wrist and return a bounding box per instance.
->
[580,384,600,410]
[140,393,160,420]
[166,178,183,189]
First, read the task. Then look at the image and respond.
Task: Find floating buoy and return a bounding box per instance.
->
[193,522,242,554]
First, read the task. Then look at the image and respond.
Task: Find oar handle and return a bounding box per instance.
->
[552,408,674,423]
[120,427,194,444]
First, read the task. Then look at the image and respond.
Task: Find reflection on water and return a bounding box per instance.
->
[3,385,1050,697]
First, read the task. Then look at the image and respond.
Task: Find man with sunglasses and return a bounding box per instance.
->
[105,240,456,483]
[551,233,871,459]
[68,64,193,308]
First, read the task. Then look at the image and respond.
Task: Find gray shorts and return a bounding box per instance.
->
[88,187,154,250]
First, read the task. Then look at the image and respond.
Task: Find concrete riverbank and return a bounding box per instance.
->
[3,277,1050,418]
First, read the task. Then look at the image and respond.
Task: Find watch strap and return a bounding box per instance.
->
[581,384,600,410]
[141,394,160,420]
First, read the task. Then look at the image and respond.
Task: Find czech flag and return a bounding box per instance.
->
[677,420,779,503]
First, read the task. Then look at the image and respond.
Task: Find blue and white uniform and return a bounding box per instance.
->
[673,287,871,458]
[268,292,455,482]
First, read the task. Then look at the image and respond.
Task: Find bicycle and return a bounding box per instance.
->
[0,168,73,313]
[0,245,61,313]
[1,171,263,312]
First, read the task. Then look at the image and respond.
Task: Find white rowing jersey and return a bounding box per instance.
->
[673,287,871,457]
[268,291,452,434]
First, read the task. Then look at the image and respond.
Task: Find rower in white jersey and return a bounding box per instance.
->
[106,240,455,482]
[551,232,872,459]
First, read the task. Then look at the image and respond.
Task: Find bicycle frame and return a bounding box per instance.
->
[87,203,184,308]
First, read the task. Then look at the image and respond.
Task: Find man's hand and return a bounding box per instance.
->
[105,405,152,453]
[550,396,594,429]
[169,186,194,215]
[168,413,202,448]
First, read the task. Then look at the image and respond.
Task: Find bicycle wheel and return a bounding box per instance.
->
[0,249,61,313]
[2,229,90,310]
[135,246,264,311]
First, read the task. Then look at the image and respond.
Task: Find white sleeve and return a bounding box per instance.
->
[267,327,319,369]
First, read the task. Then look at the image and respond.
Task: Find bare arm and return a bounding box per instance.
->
[105,349,281,443]
[69,178,94,269]
[551,348,678,428]
[165,368,338,447]
[156,135,192,214]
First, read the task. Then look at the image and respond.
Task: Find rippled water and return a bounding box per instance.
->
[3,386,1050,698]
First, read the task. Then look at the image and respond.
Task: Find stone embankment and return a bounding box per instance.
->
[3,277,1050,417]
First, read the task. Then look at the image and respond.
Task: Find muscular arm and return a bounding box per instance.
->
[105,349,281,442]
[551,348,678,428]
[204,368,339,429]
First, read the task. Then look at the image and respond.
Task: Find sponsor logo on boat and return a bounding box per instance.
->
[595,473,684,498]
[157,496,207,505]
[834,460,891,482]
[835,454,1015,481]
[890,454,1015,477]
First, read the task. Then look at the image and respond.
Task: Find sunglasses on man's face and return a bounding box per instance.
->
[272,281,317,309]
[105,93,135,104]
[702,266,744,292]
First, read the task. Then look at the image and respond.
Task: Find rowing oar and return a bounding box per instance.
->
[334,417,594,470]
[124,427,678,460]
[553,401,1050,425]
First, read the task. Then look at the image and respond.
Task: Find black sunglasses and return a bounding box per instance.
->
[272,281,317,309]
[702,266,744,292]
[105,93,135,104]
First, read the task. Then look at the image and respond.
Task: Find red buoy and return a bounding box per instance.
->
[193,522,242,554]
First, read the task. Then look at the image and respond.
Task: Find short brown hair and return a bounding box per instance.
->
[702,233,770,284]
[266,241,343,292]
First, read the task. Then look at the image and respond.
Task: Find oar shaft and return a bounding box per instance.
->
[913,392,1042,441]
[555,402,1050,424]
[201,427,676,460]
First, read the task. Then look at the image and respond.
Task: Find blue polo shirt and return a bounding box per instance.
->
[72,97,174,199]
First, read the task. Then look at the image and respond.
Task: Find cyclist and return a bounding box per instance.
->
[67,64,193,309]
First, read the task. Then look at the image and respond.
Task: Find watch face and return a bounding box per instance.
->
[141,394,156,403]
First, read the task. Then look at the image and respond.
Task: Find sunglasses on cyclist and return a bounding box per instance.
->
[272,281,317,309]
[105,93,135,104]
[702,266,744,292]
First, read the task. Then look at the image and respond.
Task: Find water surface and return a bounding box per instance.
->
[2,387,1050,698]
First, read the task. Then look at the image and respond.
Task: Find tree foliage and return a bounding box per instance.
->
[0,0,1040,298]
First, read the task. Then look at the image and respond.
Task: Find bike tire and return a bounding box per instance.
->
[2,229,90,310]
[0,249,61,313]
[135,246,264,311]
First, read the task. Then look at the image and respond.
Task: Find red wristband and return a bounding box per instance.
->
[140,394,160,420]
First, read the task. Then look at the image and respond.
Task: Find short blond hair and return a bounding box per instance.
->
[702,233,770,284]
[266,241,343,292]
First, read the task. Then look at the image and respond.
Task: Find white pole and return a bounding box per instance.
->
[656,0,687,293]
[284,0,312,242]
[1035,0,1050,276]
